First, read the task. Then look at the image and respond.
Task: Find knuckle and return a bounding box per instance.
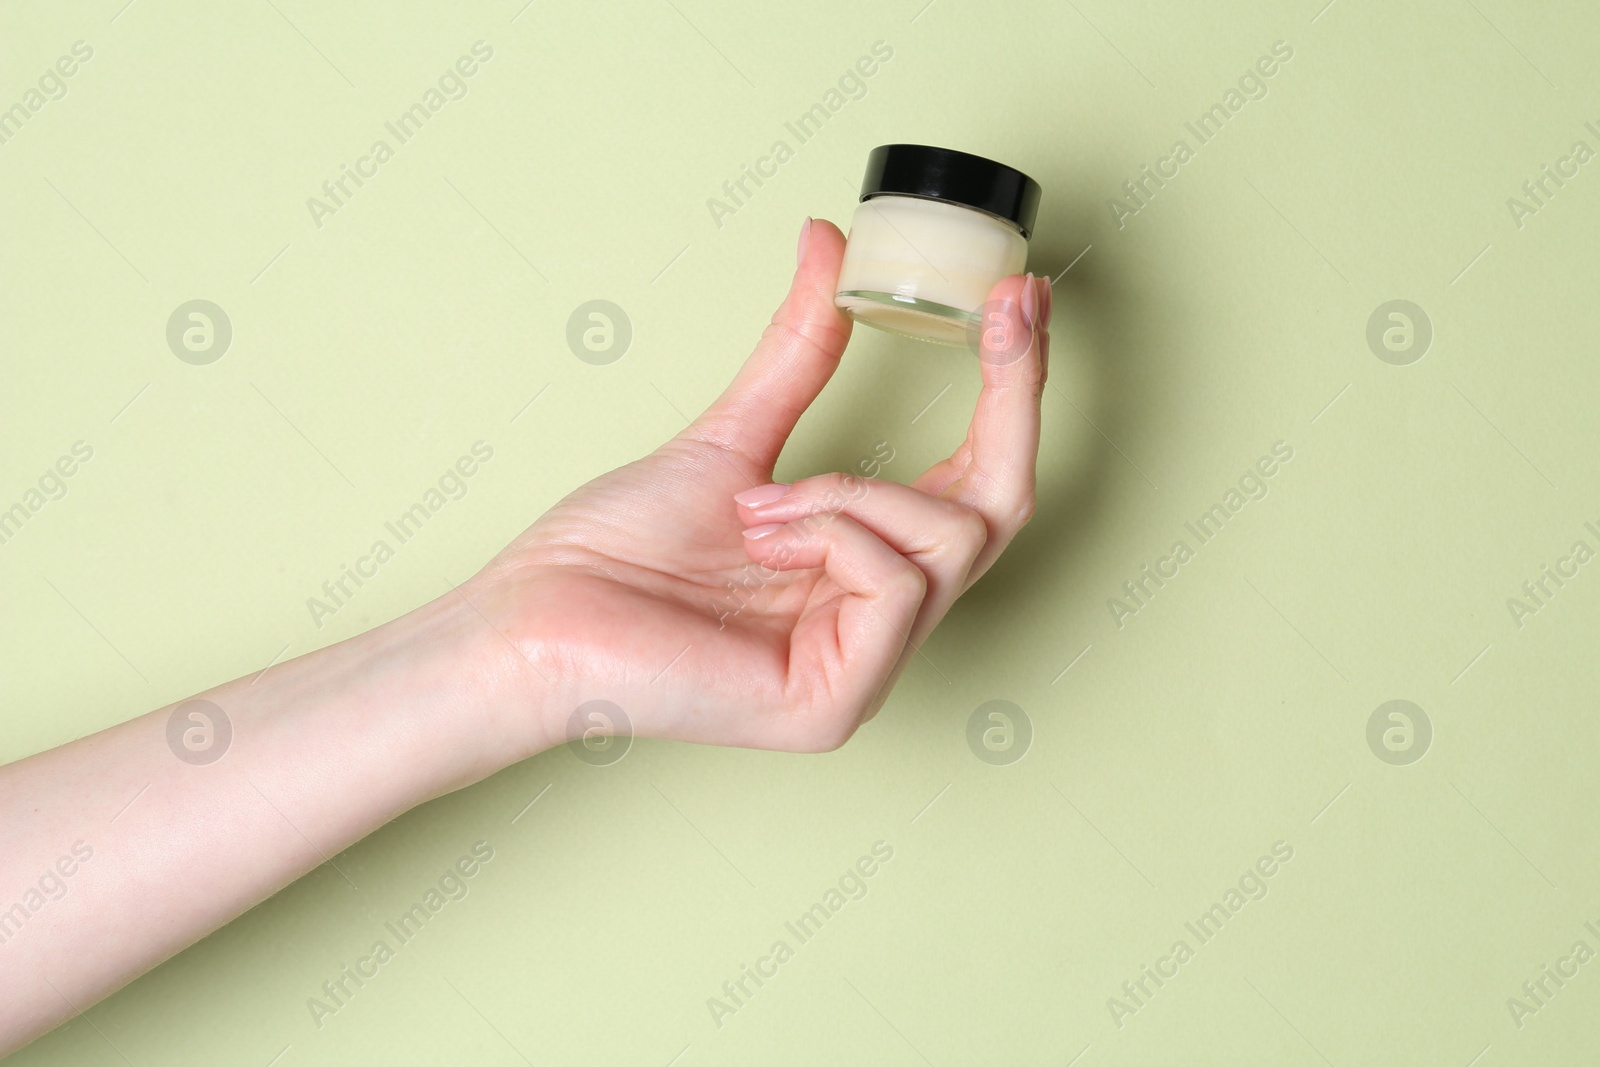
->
[816,715,861,752]
[1009,493,1037,530]
[764,316,849,368]
[792,701,861,753]
[797,471,869,513]
[890,556,928,600]
[958,508,991,552]
[932,506,989,566]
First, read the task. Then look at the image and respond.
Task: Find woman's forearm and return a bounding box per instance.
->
[0,585,552,1055]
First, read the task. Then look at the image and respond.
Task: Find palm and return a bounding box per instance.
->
[489,438,842,749]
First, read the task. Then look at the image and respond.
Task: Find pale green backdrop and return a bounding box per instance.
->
[4,0,1599,1063]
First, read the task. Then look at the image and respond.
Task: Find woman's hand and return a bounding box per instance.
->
[465,217,1052,756]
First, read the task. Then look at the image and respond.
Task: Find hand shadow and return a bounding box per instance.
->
[956,196,1145,628]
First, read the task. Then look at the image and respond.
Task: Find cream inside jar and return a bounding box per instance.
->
[835,144,1042,346]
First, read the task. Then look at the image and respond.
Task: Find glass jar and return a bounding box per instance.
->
[835,144,1041,346]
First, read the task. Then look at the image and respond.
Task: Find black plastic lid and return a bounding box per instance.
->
[858,144,1042,239]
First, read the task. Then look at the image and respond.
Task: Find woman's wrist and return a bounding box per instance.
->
[221,581,568,818]
[345,582,568,793]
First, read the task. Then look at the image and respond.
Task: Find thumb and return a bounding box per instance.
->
[686,217,853,472]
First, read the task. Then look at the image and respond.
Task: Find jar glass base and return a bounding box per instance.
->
[835,290,975,347]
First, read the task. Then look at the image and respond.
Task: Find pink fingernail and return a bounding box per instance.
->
[797,217,812,267]
[743,523,784,540]
[1039,276,1053,327]
[1020,272,1038,330]
[734,483,790,508]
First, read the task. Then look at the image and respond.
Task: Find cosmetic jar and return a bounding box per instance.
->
[835,144,1041,346]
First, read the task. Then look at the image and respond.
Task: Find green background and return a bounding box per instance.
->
[4,0,1599,1062]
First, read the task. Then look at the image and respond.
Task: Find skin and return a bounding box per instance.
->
[0,217,1051,1055]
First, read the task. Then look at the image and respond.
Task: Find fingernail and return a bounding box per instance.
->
[1020,272,1038,330]
[743,523,785,540]
[796,217,812,267]
[1038,276,1053,327]
[734,483,790,508]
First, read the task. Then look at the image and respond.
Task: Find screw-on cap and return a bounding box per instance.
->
[858,144,1042,239]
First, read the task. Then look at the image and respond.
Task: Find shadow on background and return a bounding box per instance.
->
[956,188,1146,625]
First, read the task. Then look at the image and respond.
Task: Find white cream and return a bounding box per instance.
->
[835,195,1028,345]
